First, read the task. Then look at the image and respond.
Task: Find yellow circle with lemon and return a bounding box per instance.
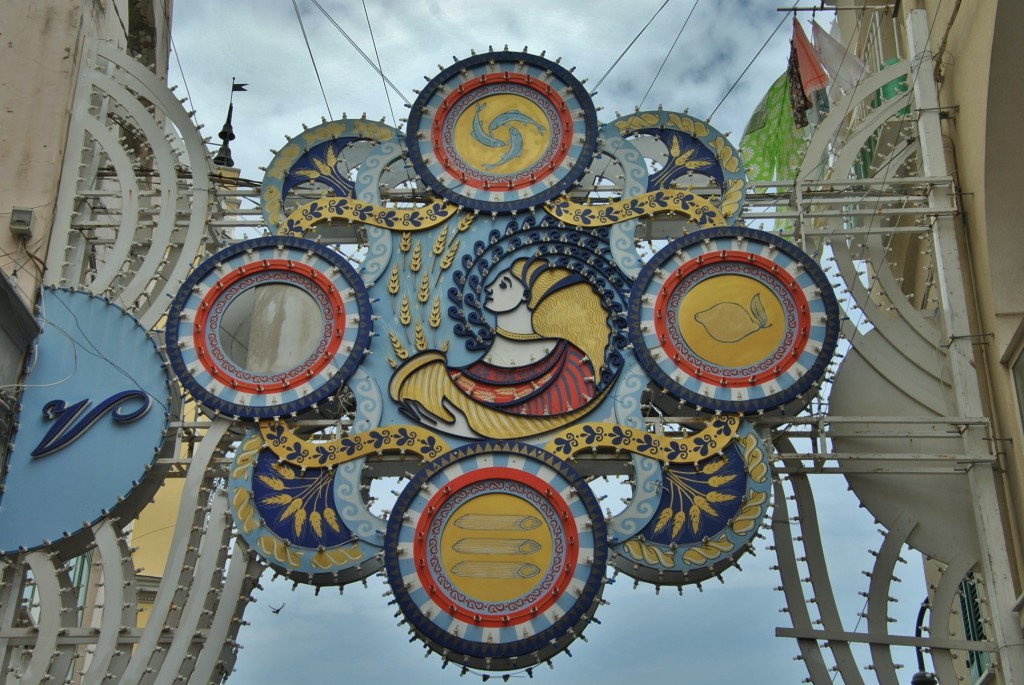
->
[453,94,551,175]
[679,275,785,367]
[439,493,554,603]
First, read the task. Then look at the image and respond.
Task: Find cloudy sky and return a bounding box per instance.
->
[164,2,928,683]
[167,0,801,189]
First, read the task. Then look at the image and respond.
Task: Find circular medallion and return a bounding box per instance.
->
[228,429,381,584]
[384,442,607,670]
[628,227,839,414]
[166,235,372,419]
[611,420,771,585]
[406,51,598,212]
[261,118,403,231]
[0,289,172,555]
[386,215,631,439]
[610,110,746,225]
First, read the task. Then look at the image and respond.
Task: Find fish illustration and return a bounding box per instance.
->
[471,103,507,148]
[484,125,524,170]
[694,293,772,343]
[487,109,546,135]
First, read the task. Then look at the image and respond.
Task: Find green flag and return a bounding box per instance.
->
[739,72,809,185]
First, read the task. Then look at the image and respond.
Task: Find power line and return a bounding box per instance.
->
[156,0,203,134]
[590,0,671,95]
[636,0,700,111]
[360,0,399,131]
[707,9,790,122]
[308,0,411,106]
[292,0,334,120]
[589,1,700,193]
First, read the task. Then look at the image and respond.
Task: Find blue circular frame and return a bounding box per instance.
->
[405,51,599,213]
[227,429,381,585]
[165,235,373,419]
[627,226,840,414]
[610,419,772,585]
[384,441,608,667]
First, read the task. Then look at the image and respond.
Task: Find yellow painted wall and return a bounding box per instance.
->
[131,478,186,579]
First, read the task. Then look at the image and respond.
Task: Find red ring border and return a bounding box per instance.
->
[431,73,574,192]
[652,250,812,385]
[412,467,579,628]
[191,259,346,393]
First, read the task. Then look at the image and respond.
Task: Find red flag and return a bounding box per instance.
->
[793,19,829,96]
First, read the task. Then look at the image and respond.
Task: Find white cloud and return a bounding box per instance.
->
[169,0,794,184]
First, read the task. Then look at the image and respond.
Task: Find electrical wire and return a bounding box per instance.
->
[155,0,202,134]
[589,0,671,96]
[360,0,399,132]
[636,0,700,112]
[588,1,701,189]
[707,9,790,122]
[308,0,411,106]
[110,0,131,46]
[292,0,334,120]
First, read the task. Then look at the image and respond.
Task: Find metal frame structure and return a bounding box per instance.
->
[1,8,1020,684]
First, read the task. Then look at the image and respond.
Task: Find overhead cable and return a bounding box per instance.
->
[707,9,790,122]
[292,0,334,120]
[590,0,671,95]
[361,0,400,132]
[309,0,411,106]
[156,0,203,133]
[635,0,700,112]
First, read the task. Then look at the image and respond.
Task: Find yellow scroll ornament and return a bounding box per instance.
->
[543,189,726,228]
[259,420,451,469]
[280,197,460,236]
[256,415,741,469]
[543,415,741,465]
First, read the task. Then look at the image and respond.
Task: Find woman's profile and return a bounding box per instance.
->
[389,256,611,439]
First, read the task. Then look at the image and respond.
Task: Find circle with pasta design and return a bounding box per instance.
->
[384,441,607,670]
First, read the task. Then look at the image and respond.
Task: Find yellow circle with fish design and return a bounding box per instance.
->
[439,493,553,603]
[453,94,551,175]
[680,275,785,367]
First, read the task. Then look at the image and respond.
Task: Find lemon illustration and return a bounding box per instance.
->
[694,294,772,343]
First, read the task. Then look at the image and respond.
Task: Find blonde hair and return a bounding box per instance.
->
[509,258,609,382]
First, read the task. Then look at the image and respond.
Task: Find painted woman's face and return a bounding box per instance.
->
[484,270,526,313]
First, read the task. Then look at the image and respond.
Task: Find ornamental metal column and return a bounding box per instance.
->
[907,9,1024,684]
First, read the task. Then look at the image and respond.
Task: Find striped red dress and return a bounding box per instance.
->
[447,339,597,416]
